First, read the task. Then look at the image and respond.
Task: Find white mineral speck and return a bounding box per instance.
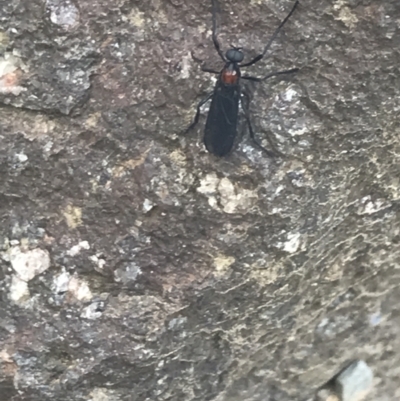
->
[81,302,103,320]
[197,173,219,195]
[67,241,90,256]
[47,0,80,28]
[68,275,92,302]
[114,262,142,283]
[53,270,70,293]
[218,177,235,198]
[218,178,258,214]
[143,198,154,212]
[15,153,28,162]
[282,88,297,102]
[9,275,29,302]
[10,247,50,281]
[276,232,301,253]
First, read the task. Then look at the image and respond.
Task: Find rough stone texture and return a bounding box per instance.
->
[0,0,399,400]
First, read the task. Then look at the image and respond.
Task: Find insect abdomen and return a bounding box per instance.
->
[204,83,240,156]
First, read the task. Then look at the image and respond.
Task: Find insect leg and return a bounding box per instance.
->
[190,51,220,74]
[241,91,284,158]
[239,1,299,68]
[202,67,221,74]
[183,92,214,134]
[242,68,299,82]
[211,0,226,62]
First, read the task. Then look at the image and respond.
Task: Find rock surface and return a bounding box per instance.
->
[0,0,399,400]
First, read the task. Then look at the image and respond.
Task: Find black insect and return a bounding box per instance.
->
[185,0,299,157]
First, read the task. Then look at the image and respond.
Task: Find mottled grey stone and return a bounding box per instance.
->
[0,0,399,400]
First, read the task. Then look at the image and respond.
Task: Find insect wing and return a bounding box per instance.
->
[204,82,240,156]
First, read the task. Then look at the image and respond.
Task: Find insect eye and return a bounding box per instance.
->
[226,49,244,63]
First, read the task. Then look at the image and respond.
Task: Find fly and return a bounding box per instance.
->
[184,0,300,157]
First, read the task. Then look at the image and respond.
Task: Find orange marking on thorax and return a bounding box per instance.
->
[221,69,239,85]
